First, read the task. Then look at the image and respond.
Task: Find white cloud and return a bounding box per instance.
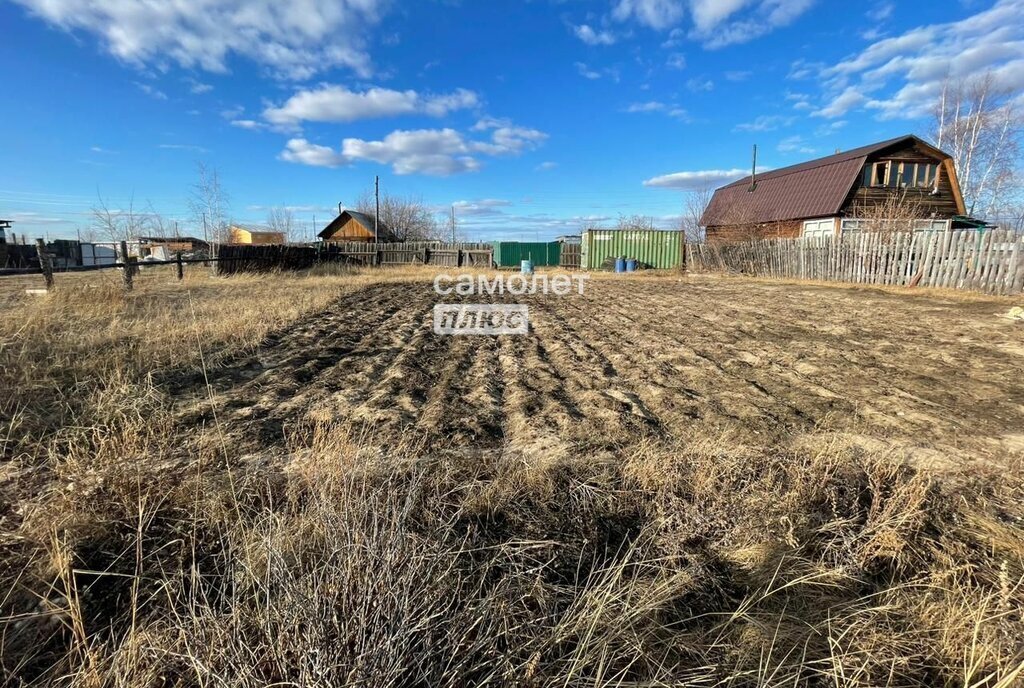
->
[697,0,814,48]
[814,120,848,136]
[11,0,384,80]
[187,78,213,94]
[686,77,714,92]
[666,52,687,70]
[689,0,753,33]
[575,61,620,81]
[626,101,667,113]
[733,114,793,132]
[612,0,686,30]
[230,119,263,130]
[625,101,689,120]
[812,86,868,118]
[574,24,617,45]
[281,123,547,176]
[777,135,816,154]
[867,1,894,22]
[279,139,349,168]
[811,0,1024,120]
[158,143,208,153]
[536,161,558,171]
[263,85,479,126]
[134,82,167,100]
[342,129,481,176]
[643,168,749,190]
[452,199,513,216]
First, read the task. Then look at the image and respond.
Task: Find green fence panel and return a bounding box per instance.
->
[491,241,561,267]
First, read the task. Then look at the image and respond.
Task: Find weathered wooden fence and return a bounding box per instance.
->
[216,242,494,275]
[559,243,581,269]
[687,229,1024,296]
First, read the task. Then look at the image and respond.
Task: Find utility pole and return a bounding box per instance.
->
[312,214,316,243]
[451,205,456,243]
[749,144,758,192]
[374,175,380,241]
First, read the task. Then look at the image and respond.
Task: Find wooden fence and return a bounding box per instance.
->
[559,243,581,269]
[216,242,494,275]
[687,229,1024,296]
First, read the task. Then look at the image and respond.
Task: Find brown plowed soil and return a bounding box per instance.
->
[176,275,1024,468]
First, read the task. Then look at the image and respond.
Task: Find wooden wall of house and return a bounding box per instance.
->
[324,216,374,242]
[841,141,960,218]
[706,220,802,244]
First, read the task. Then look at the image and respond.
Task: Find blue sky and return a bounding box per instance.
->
[2,0,1022,241]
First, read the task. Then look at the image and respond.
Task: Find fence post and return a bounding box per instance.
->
[35,238,54,290]
[119,240,133,292]
[176,251,184,280]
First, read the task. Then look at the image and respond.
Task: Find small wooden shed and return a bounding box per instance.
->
[319,210,394,243]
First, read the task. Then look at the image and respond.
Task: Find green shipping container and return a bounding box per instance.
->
[491,241,561,268]
[580,230,683,270]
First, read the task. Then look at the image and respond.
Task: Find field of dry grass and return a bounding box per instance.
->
[1,265,1023,686]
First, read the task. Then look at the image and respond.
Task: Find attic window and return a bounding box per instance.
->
[862,161,940,189]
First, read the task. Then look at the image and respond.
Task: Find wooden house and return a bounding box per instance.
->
[318,210,395,243]
[701,135,971,243]
[229,225,285,245]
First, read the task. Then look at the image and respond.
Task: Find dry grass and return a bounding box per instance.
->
[1,268,1022,686]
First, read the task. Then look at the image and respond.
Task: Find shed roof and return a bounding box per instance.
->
[700,135,953,226]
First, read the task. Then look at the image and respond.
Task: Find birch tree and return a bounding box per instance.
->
[188,162,230,245]
[932,73,1022,219]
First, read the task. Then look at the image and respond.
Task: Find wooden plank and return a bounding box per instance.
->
[1006,234,1024,294]
[970,230,989,291]
[918,232,936,287]
[1013,235,1024,293]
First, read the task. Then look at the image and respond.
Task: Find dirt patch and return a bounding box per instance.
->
[176,275,1024,467]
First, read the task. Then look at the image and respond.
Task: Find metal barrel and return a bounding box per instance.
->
[626,258,638,272]
[614,257,626,273]
[521,259,534,275]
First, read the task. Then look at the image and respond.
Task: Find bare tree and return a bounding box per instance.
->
[616,214,656,231]
[354,188,439,241]
[850,190,928,235]
[188,162,230,245]
[932,73,1022,218]
[680,186,713,242]
[266,207,297,242]
[91,193,149,243]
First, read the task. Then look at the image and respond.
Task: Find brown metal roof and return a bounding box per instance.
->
[701,135,941,226]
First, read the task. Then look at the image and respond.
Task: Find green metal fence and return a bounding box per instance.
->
[580,230,683,270]
[491,241,561,267]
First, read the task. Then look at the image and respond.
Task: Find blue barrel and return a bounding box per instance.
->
[614,257,626,273]
[520,259,534,275]
[625,258,638,272]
